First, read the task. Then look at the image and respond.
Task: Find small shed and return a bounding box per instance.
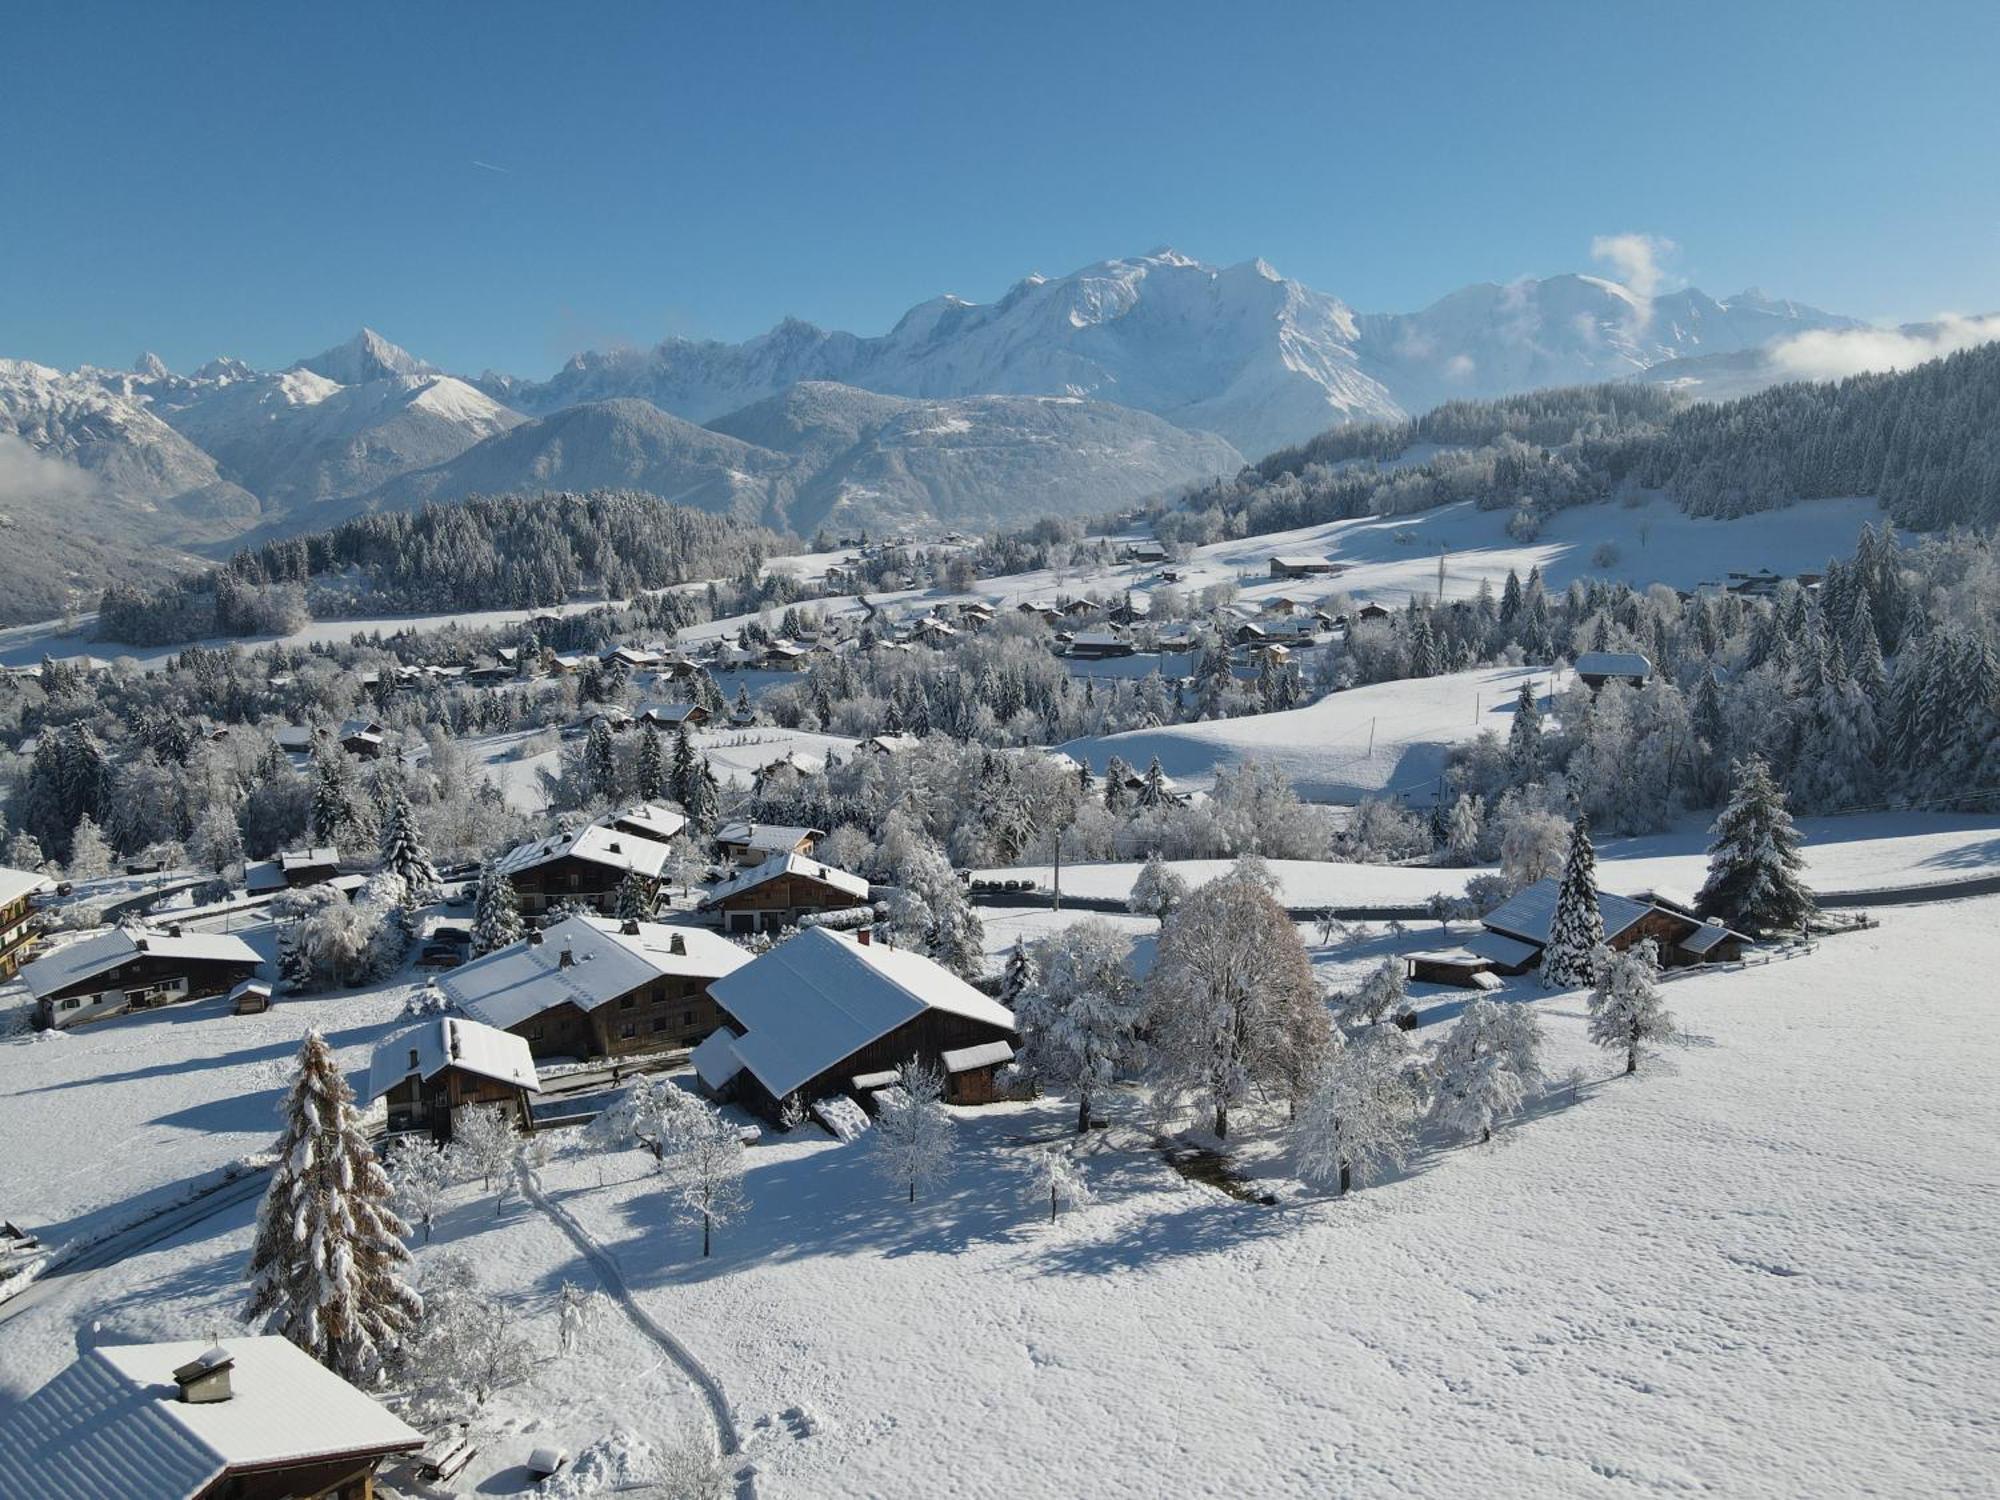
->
[229,979,273,1015]
[940,1039,1015,1104]
[1405,948,1499,989]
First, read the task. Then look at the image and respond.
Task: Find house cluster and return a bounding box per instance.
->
[1404,877,1751,990]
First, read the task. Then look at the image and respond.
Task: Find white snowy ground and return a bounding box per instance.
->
[1064,663,1552,801]
[469,723,862,814]
[970,811,2000,916]
[527,897,1999,1497]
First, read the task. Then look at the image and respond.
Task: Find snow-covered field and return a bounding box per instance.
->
[1065,664,1552,802]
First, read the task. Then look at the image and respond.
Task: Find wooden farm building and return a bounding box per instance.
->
[1269,554,1342,578]
[699,852,872,935]
[441,914,751,1061]
[368,1016,541,1140]
[692,927,1018,1121]
[493,823,669,918]
[0,864,51,979]
[23,926,262,1030]
[0,1337,424,1500]
[1573,650,1654,690]
[713,820,822,867]
[1480,879,1751,974]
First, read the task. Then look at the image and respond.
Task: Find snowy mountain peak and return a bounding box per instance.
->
[133,351,170,378]
[292,327,437,386]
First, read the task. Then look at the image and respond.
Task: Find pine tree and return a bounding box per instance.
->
[1541,816,1604,989]
[378,783,441,906]
[671,722,700,807]
[1587,939,1674,1076]
[1506,681,1541,777]
[244,1030,421,1383]
[1137,756,1171,809]
[471,862,524,954]
[310,742,359,847]
[584,719,617,802]
[999,936,1039,1006]
[636,725,667,801]
[683,756,722,835]
[615,871,654,921]
[1696,756,1815,936]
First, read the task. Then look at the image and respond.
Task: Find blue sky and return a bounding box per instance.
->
[6,0,1998,377]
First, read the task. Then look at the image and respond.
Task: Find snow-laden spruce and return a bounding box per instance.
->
[378,779,442,906]
[885,818,985,980]
[1697,755,1816,937]
[872,1058,954,1204]
[1146,861,1327,1138]
[1430,995,1543,1143]
[243,1028,421,1383]
[471,859,524,955]
[1541,815,1604,989]
[1588,938,1675,1076]
[1016,918,1145,1133]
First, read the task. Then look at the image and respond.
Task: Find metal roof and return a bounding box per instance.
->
[367,1016,541,1103]
[19,928,260,1000]
[442,915,749,1031]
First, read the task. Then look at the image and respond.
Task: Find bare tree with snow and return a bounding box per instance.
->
[244,1029,421,1383]
[1337,957,1411,1031]
[386,1132,450,1243]
[661,1099,748,1257]
[1127,852,1189,918]
[1016,918,1145,1133]
[1024,1145,1094,1223]
[397,1252,533,1418]
[446,1104,519,1199]
[1291,1026,1419,1196]
[587,1076,699,1163]
[1588,937,1674,1076]
[1430,995,1543,1143]
[872,1057,955,1204]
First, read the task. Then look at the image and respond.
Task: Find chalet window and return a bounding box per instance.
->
[528,1024,545,1040]
[619,1022,636,1039]
[619,995,636,1009]
[682,1009,693,1027]
[651,1017,667,1032]
[61,996,79,1010]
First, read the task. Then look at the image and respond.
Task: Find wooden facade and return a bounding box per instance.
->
[0,886,38,980]
[718,1006,1016,1122]
[381,1062,534,1142]
[505,977,730,1062]
[35,952,260,1029]
[707,869,866,934]
[506,854,644,918]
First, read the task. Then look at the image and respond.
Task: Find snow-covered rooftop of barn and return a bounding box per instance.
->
[691,1027,745,1089]
[1480,878,1655,947]
[714,821,823,851]
[708,928,1015,1101]
[940,1040,1015,1073]
[1573,650,1653,679]
[442,915,749,1030]
[1462,930,1544,968]
[1681,920,1747,955]
[0,1336,422,1500]
[596,802,688,844]
[18,927,260,1000]
[367,1016,540,1102]
[701,852,870,907]
[493,824,669,881]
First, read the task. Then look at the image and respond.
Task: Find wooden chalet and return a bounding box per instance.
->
[337,718,387,759]
[493,824,669,918]
[638,701,708,729]
[0,1337,424,1500]
[1269,554,1342,578]
[23,926,262,1030]
[441,914,751,1061]
[699,852,872,935]
[714,820,822,867]
[693,927,1018,1121]
[0,864,51,980]
[244,846,341,896]
[1480,879,1751,975]
[1573,650,1654,690]
[595,801,689,846]
[1067,629,1137,659]
[368,1016,541,1140]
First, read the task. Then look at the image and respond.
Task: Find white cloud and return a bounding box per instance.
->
[0,434,98,510]
[1589,232,1678,302]
[1768,314,2000,382]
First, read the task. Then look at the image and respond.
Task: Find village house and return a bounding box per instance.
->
[857,732,924,757]
[1478,878,1750,976]
[244,845,342,896]
[493,823,669,918]
[0,864,53,979]
[1269,554,1342,578]
[368,1015,541,1140]
[1122,539,1169,564]
[337,717,387,759]
[1573,650,1654,690]
[1066,628,1138,659]
[0,1336,424,1500]
[699,852,872,934]
[23,926,262,1030]
[692,926,1019,1121]
[442,914,751,1061]
[713,820,822,867]
[637,701,709,729]
[595,801,689,846]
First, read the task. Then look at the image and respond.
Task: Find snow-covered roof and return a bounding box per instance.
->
[1271,554,1335,568]
[493,824,669,881]
[851,1068,901,1091]
[1480,879,1655,948]
[1462,930,1543,969]
[940,1040,1015,1073]
[699,852,871,908]
[691,1027,745,1090]
[1573,650,1653,680]
[639,701,704,724]
[0,1336,423,1500]
[0,864,52,908]
[707,928,1015,1101]
[19,927,261,1000]
[367,1016,540,1103]
[442,915,750,1031]
[714,820,823,852]
[597,802,688,845]
[281,846,340,871]
[860,733,923,755]
[1406,946,1488,966]
[1680,920,1747,955]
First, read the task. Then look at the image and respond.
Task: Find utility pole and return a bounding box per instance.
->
[1437,548,1447,603]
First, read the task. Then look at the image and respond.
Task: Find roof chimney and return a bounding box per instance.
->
[856,926,871,946]
[558,943,574,968]
[171,1346,235,1405]
[669,932,686,956]
[527,930,544,946]
[621,918,641,935]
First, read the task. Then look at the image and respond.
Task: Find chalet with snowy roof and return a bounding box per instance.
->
[714,820,821,867]
[699,852,872,935]
[1067,628,1137,659]
[1352,601,1392,624]
[493,823,669,918]
[0,1336,423,1500]
[638,701,709,729]
[1269,554,1342,578]
[0,864,52,979]
[441,914,751,1060]
[1478,879,1750,976]
[1123,540,1169,564]
[368,1015,541,1140]
[243,846,341,896]
[1573,651,1654,690]
[858,732,923,757]
[337,718,387,759]
[595,801,688,846]
[23,926,262,1030]
[693,927,1017,1120]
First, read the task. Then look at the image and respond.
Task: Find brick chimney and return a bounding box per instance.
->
[855,926,871,946]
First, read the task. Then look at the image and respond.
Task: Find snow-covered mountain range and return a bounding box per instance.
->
[0,250,1874,608]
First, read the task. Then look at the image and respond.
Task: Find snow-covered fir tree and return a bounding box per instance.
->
[872,1058,954,1204]
[1540,816,1604,989]
[1587,938,1674,1076]
[1016,918,1145,1133]
[584,718,617,802]
[1137,756,1171,809]
[635,724,667,801]
[309,741,362,848]
[1696,756,1816,936]
[671,721,700,806]
[378,781,442,906]
[615,870,655,921]
[66,813,112,880]
[999,935,1039,1006]
[471,861,524,954]
[244,1029,421,1383]
[886,826,985,979]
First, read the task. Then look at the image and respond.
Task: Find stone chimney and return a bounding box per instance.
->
[558,942,574,968]
[855,926,871,946]
[669,932,686,956]
[527,930,544,946]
